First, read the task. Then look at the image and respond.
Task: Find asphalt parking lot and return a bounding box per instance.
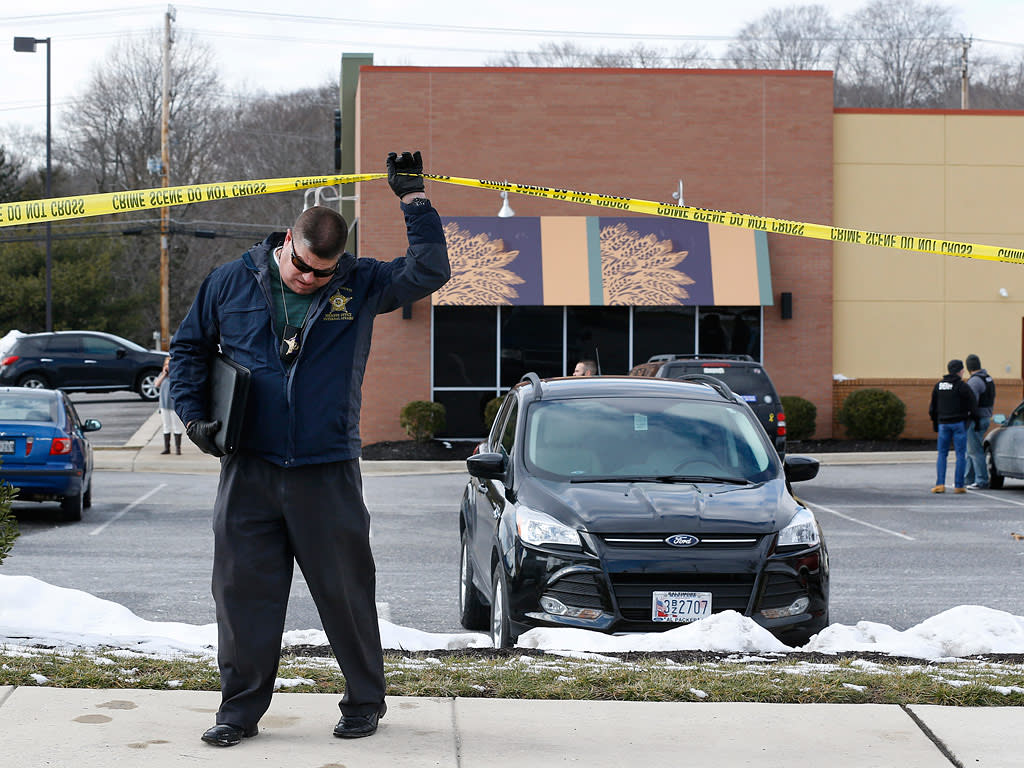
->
[6,457,1024,635]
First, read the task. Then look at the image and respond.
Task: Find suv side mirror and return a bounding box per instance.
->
[467,451,508,480]
[784,454,819,483]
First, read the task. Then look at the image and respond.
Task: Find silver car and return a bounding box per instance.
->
[985,401,1024,489]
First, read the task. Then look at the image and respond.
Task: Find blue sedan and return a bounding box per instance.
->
[0,387,101,521]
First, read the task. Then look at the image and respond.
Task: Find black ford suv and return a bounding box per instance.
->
[629,354,786,457]
[459,373,827,649]
[0,331,168,401]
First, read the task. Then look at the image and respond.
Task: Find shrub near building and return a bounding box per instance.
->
[837,388,906,441]
[780,396,816,441]
[399,401,447,442]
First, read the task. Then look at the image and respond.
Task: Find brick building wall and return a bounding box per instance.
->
[355,67,835,444]
[832,378,1022,439]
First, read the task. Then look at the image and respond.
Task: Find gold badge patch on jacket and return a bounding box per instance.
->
[323,290,354,321]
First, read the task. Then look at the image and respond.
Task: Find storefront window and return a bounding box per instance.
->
[633,307,695,364]
[432,304,760,438]
[500,306,563,387]
[698,306,760,358]
[566,307,629,375]
[433,306,496,387]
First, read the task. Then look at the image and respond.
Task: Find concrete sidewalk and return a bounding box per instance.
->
[1,686,1020,767]
[94,408,937,476]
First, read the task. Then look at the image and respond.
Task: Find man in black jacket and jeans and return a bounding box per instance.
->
[928,358,978,494]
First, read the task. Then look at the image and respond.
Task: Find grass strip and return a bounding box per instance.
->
[2,646,1022,706]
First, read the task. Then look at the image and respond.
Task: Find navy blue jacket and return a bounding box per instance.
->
[169,200,450,466]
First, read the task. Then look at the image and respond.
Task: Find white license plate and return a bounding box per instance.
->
[652,591,712,622]
[0,439,14,454]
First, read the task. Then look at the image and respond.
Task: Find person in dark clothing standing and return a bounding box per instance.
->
[964,354,996,489]
[170,151,449,748]
[928,358,978,494]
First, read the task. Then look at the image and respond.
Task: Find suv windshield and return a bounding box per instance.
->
[523,396,775,483]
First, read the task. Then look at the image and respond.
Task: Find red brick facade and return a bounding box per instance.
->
[355,67,835,444]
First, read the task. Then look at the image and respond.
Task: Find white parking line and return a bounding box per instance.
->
[805,501,916,541]
[89,484,167,536]
[968,489,1024,507]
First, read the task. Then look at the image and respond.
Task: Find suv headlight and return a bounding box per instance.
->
[777,507,819,549]
[516,505,581,548]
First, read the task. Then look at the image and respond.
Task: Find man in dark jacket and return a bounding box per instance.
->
[170,151,449,747]
[928,358,978,494]
[964,354,996,489]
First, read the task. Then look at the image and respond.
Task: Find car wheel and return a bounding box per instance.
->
[60,488,83,522]
[490,564,515,649]
[459,532,489,630]
[137,369,161,401]
[17,373,50,390]
[986,446,1004,490]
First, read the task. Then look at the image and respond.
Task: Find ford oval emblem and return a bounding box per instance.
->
[665,534,699,548]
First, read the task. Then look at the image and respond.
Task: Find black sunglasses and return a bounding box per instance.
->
[289,239,340,278]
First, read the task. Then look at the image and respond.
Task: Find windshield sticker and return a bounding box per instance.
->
[634,414,648,431]
[741,395,757,402]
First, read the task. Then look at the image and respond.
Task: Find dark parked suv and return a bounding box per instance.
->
[459,373,828,649]
[0,331,168,401]
[629,354,786,456]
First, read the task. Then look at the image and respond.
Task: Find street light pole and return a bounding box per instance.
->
[13,36,52,332]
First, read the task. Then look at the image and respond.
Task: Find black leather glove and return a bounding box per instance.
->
[186,419,224,457]
[386,151,424,198]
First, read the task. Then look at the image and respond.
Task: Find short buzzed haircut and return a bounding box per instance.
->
[966,354,981,372]
[293,206,348,260]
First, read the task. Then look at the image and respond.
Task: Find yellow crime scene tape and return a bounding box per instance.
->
[2,172,1022,266]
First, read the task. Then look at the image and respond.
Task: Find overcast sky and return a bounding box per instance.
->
[2,0,1023,142]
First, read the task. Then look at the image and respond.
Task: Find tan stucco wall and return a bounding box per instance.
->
[833,111,1024,383]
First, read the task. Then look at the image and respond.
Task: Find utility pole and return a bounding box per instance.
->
[160,5,175,350]
[959,35,971,110]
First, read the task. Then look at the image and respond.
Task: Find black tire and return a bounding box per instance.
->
[490,563,515,649]
[17,373,50,390]
[60,487,83,522]
[986,446,1004,490]
[458,532,489,630]
[137,369,161,401]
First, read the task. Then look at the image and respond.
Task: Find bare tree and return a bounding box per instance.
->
[969,53,1024,109]
[838,0,960,107]
[0,145,25,202]
[167,82,339,319]
[59,30,226,192]
[727,5,841,70]
[489,41,707,68]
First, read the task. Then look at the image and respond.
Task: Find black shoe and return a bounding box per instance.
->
[201,723,258,747]
[333,702,387,739]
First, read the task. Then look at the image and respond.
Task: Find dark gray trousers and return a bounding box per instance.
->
[212,453,384,728]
